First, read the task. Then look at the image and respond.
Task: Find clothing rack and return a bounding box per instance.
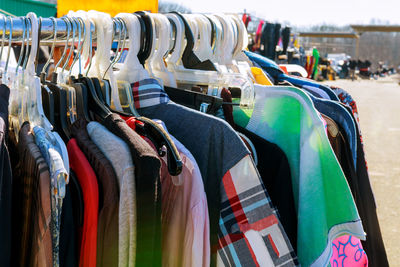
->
[0,17,124,46]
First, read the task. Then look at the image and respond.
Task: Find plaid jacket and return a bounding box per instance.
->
[132,79,298,266]
[218,156,297,267]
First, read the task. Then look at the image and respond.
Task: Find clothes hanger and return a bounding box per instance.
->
[47,16,72,140]
[162,13,255,108]
[214,14,235,67]
[96,17,123,107]
[228,15,257,79]
[25,12,53,131]
[56,16,76,130]
[108,14,183,176]
[2,16,12,85]
[184,15,199,52]
[66,11,109,120]
[147,13,177,87]
[70,17,91,122]
[165,13,185,70]
[87,10,123,112]
[115,13,149,83]
[97,16,136,116]
[134,11,153,66]
[54,14,90,124]
[170,12,217,71]
[188,14,214,63]
[102,17,137,115]
[78,12,112,121]
[114,17,141,116]
[8,16,24,139]
[67,17,91,123]
[158,14,224,113]
[40,17,56,125]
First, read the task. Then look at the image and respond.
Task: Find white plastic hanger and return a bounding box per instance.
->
[114,13,149,83]
[147,13,176,87]
[161,13,254,107]
[110,16,140,115]
[205,15,224,64]
[191,14,214,62]
[165,13,186,70]
[164,13,221,85]
[214,14,235,69]
[183,14,199,52]
[87,10,123,111]
[26,12,53,130]
[229,15,255,75]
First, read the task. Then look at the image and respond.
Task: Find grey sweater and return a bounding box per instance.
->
[87,122,136,267]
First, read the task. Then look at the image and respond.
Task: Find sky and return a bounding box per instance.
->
[164,0,400,26]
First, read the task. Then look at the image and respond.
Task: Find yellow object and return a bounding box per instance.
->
[250,67,273,86]
[57,0,158,17]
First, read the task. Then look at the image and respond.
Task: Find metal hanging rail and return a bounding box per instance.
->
[0,16,115,46]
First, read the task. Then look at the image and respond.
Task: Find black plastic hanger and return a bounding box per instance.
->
[39,17,57,126]
[135,11,153,65]
[90,77,107,104]
[77,75,111,120]
[133,13,146,64]
[164,85,223,115]
[48,77,70,141]
[204,15,216,48]
[135,116,183,176]
[170,12,217,71]
[67,17,91,123]
[70,79,91,122]
[112,108,183,176]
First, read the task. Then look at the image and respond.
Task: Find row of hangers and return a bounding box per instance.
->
[0,11,257,175]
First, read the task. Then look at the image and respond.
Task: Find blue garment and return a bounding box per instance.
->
[33,126,68,267]
[244,51,340,101]
[282,76,339,101]
[309,96,358,170]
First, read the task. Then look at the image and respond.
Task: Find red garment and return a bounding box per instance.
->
[120,115,142,131]
[67,138,99,267]
[242,14,251,28]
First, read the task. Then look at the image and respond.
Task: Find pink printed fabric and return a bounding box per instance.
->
[330,235,368,267]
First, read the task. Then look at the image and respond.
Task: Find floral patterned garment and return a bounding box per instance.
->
[330,235,368,267]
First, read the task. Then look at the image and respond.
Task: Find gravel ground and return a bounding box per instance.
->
[325,76,400,266]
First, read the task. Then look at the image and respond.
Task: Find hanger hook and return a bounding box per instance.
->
[41,17,57,81]
[15,17,27,75]
[4,16,13,79]
[0,16,7,66]
[76,17,86,76]
[69,17,83,77]
[55,17,71,70]
[62,16,76,73]
[113,17,127,68]
[22,17,30,71]
[85,19,93,76]
[102,17,122,80]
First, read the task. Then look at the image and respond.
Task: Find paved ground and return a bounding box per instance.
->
[325,76,400,266]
